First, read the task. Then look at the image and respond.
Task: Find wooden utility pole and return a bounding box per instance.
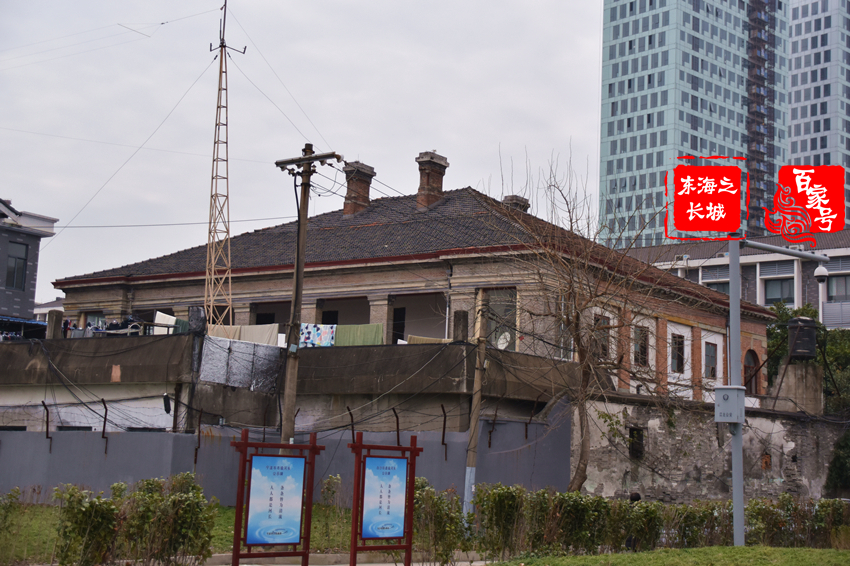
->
[463,288,487,513]
[275,144,342,444]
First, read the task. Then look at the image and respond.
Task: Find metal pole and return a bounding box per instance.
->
[728,235,744,546]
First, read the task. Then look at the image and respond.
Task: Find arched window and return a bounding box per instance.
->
[744,350,759,395]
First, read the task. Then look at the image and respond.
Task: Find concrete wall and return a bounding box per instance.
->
[574,397,844,503]
[0,407,572,507]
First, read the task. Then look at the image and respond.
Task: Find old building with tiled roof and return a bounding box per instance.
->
[55,151,775,404]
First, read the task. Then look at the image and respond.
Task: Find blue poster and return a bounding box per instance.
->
[246,455,305,545]
[361,457,408,539]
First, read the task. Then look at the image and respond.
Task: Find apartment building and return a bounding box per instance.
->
[599,0,790,248]
[630,228,850,327]
[787,0,850,223]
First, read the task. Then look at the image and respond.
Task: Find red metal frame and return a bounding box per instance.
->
[348,431,423,566]
[230,429,324,566]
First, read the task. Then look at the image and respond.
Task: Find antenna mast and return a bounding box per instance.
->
[204,0,244,330]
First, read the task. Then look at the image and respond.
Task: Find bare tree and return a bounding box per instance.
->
[478,158,755,492]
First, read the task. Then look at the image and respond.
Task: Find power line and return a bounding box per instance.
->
[41,56,217,251]
[0,126,271,163]
[52,216,296,230]
[227,8,333,150]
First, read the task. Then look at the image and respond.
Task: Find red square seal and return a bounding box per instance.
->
[769,166,845,235]
[672,165,742,233]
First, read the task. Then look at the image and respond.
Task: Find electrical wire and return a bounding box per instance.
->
[226,8,333,150]
[0,126,272,164]
[41,55,218,250]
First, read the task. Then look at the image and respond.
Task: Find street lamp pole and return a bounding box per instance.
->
[727,234,828,546]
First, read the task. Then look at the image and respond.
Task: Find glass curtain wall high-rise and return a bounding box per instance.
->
[787,0,850,224]
[599,0,789,248]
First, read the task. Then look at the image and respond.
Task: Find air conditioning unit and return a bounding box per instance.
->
[788,244,804,251]
[716,252,729,258]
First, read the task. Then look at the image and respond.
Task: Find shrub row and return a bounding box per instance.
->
[414,482,850,563]
[53,473,217,566]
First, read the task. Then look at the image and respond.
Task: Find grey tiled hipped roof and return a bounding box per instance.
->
[57,188,532,282]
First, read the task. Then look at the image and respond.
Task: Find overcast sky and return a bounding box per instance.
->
[1,1,604,304]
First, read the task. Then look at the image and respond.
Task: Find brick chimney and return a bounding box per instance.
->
[502,195,530,212]
[343,161,375,216]
[415,151,449,210]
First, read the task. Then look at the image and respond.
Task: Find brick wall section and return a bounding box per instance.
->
[742,264,758,304]
[801,260,821,308]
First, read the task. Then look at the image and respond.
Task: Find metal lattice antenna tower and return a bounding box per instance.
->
[205,0,244,330]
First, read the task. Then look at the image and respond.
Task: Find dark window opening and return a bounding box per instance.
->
[705,342,718,379]
[392,307,406,344]
[321,310,339,325]
[0,426,26,431]
[634,327,649,366]
[58,426,93,431]
[126,427,166,433]
[5,242,27,291]
[671,334,685,373]
[629,428,645,459]
[744,349,759,395]
[255,312,275,325]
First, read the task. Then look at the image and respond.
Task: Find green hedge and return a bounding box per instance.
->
[53,473,218,566]
[418,482,850,562]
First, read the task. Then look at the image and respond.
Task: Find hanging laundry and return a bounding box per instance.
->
[299,323,336,347]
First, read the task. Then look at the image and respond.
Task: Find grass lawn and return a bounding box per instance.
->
[6,506,850,565]
[0,504,60,564]
[496,546,850,566]
[210,504,353,554]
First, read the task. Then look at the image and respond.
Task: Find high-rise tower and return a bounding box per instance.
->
[787,0,850,224]
[598,0,789,248]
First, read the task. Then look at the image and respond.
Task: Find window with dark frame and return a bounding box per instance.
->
[486,289,517,351]
[5,242,27,291]
[764,278,794,306]
[705,342,718,379]
[629,427,645,459]
[671,334,685,373]
[57,426,93,431]
[827,275,850,302]
[634,327,649,366]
